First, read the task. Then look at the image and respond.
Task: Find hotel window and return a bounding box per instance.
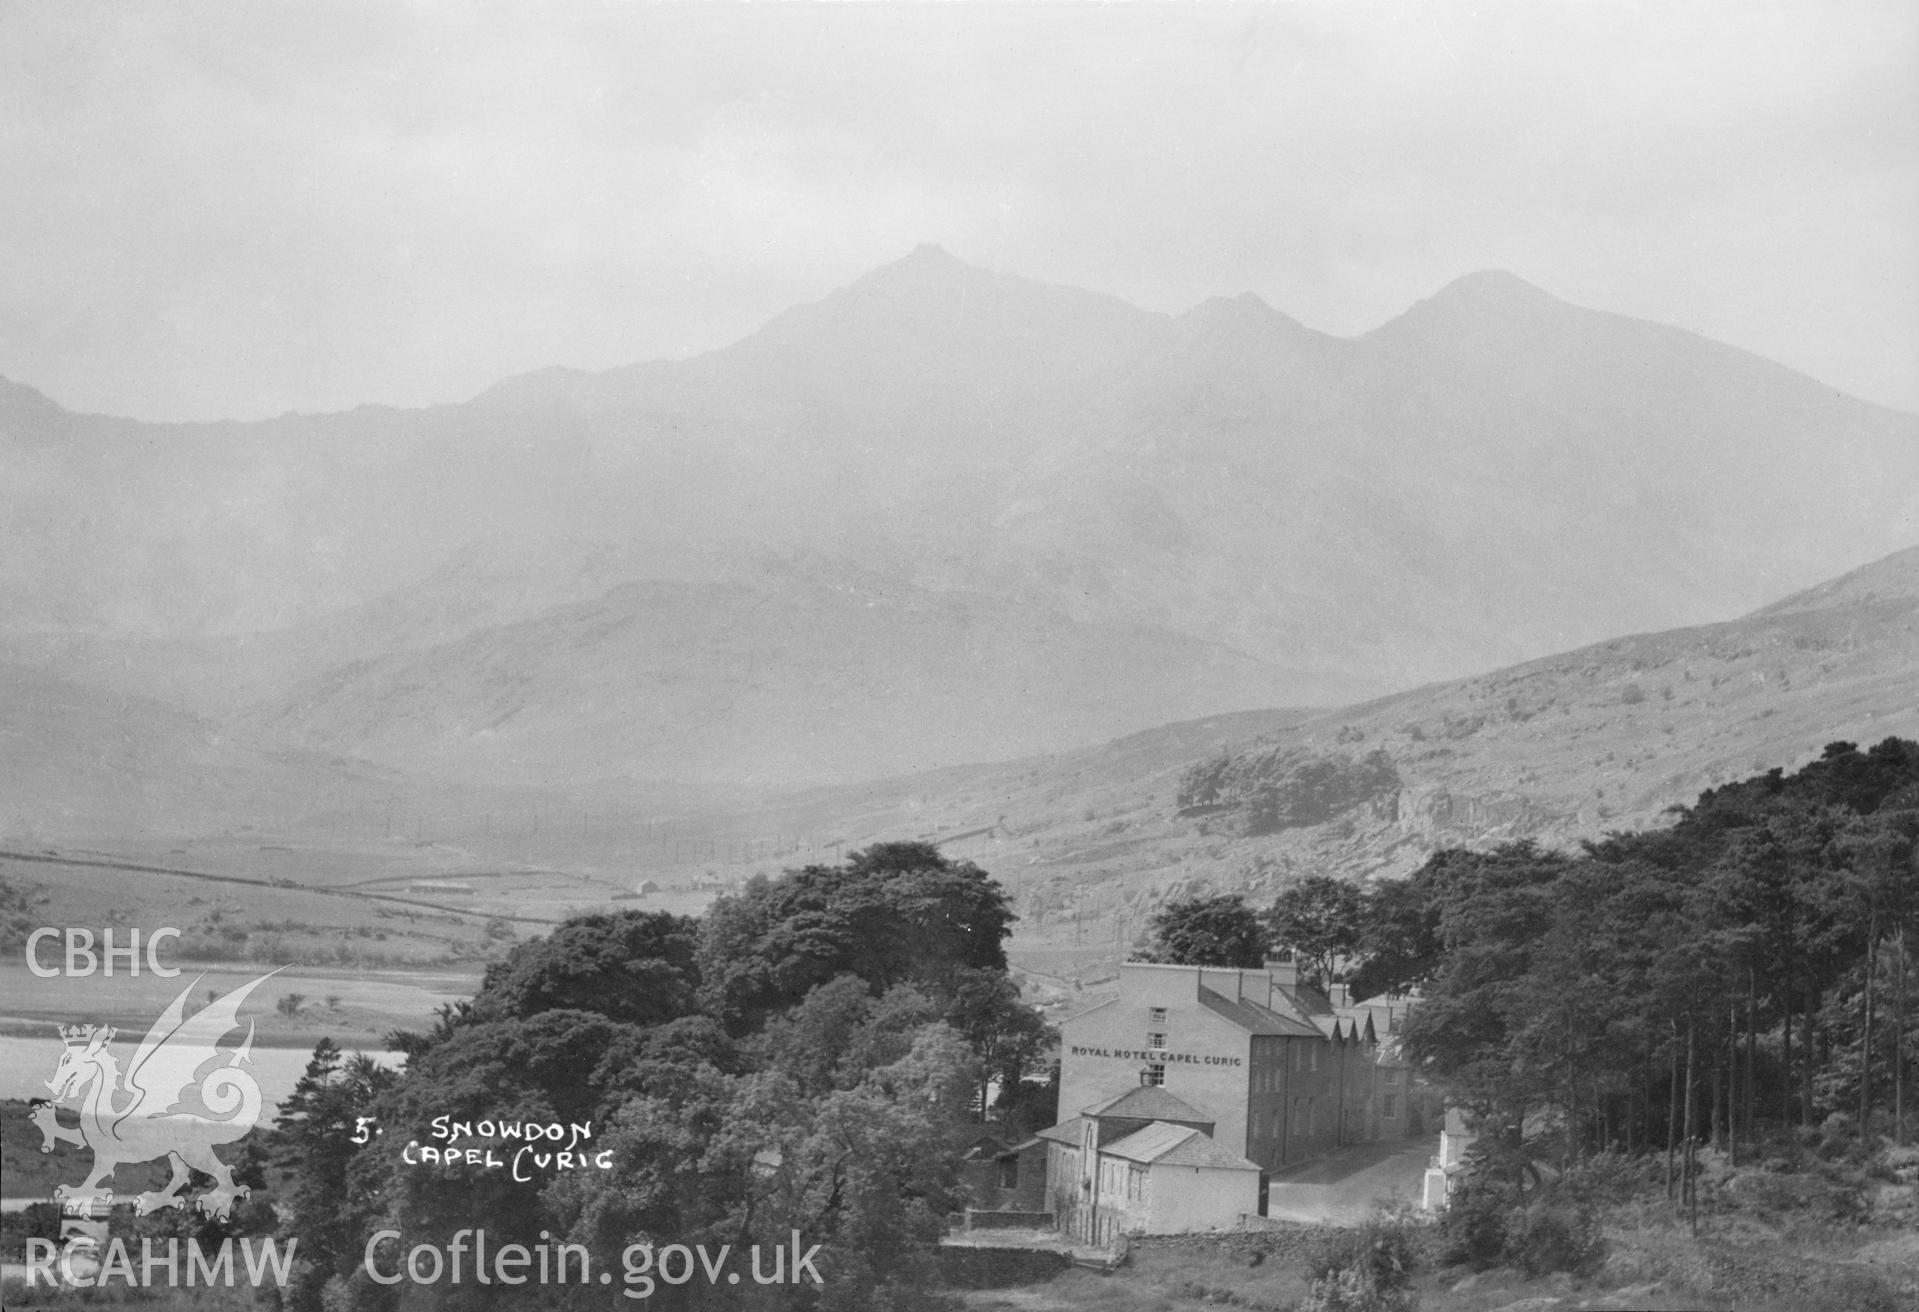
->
[1146,1031,1167,1049]
[1145,1063,1166,1087]
[1148,1006,1167,1024]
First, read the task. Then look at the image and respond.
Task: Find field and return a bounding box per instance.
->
[0,957,474,1049]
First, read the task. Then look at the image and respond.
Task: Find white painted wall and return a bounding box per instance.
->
[1147,1162,1260,1233]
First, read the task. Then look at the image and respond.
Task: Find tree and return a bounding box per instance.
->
[698,841,1015,1033]
[1144,893,1268,967]
[945,967,1056,1119]
[473,909,701,1027]
[716,1023,979,1309]
[267,1039,398,1312]
[1265,875,1364,990]
[1348,871,1444,1001]
[1358,739,1919,1166]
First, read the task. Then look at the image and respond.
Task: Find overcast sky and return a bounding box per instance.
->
[3,1,1915,422]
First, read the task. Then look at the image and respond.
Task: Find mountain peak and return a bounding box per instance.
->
[0,374,66,414]
[1179,290,1309,331]
[734,245,1169,382]
[1366,268,1570,342]
[1435,268,1558,300]
[1409,269,1568,319]
[850,242,985,290]
[1,373,80,446]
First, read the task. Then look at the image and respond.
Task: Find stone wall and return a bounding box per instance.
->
[964,1209,1056,1230]
[932,1246,1073,1289]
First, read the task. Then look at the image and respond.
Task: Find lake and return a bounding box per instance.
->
[0,1033,404,1123]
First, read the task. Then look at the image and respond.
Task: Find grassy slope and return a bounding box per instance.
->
[900,547,1919,988]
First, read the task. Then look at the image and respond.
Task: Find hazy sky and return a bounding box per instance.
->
[4,2,1915,422]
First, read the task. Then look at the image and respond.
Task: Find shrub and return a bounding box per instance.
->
[1436,1182,1509,1270]
[1507,1203,1605,1277]
[1436,1179,1605,1277]
[1820,1269,1900,1312]
[1556,1148,1646,1206]
[1301,1208,1424,1312]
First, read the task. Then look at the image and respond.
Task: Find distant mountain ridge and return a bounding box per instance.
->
[4,248,1917,789]
[238,554,1310,786]
[810,545,1919,959]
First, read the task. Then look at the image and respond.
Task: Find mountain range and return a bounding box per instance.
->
[3,246,1916,799]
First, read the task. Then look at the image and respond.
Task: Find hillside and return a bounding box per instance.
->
[5,249,1917,791]
[2,546,1913,1004]
[239,556,1307,786]
[787,546,1919,982]
[0,662,405,843]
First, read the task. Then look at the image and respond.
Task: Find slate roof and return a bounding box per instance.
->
[1289,983,1337,1016]
[1156,1133,1263,1171]
[1035,1117,1085,1146]
[1081,1086,1215,1125]
[1102,1121,1260,1172]
[1197,986,1322,1037]
[1101,1120,1195,1164]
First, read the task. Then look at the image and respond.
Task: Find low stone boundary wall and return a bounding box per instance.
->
[964,1209,1056,1230]
[932,1246,1074,1288]
[1129,1222,1327,1265]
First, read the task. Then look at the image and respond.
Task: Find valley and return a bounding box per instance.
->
[5,547,1914,1021]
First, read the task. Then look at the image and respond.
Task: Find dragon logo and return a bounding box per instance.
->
[35,969,279,1221]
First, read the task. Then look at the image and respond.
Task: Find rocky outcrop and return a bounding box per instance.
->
[1392,786,1576,844]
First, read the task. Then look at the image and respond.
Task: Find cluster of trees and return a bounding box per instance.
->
[1368,738,1917,1166]
[1150,739,1919,1167]
[1177,747,1401,837]
[269,842,1052,1312]
[1144,876,1361,988]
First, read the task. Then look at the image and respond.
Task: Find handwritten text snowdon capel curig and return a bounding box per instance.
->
[353,1117,614,1180]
